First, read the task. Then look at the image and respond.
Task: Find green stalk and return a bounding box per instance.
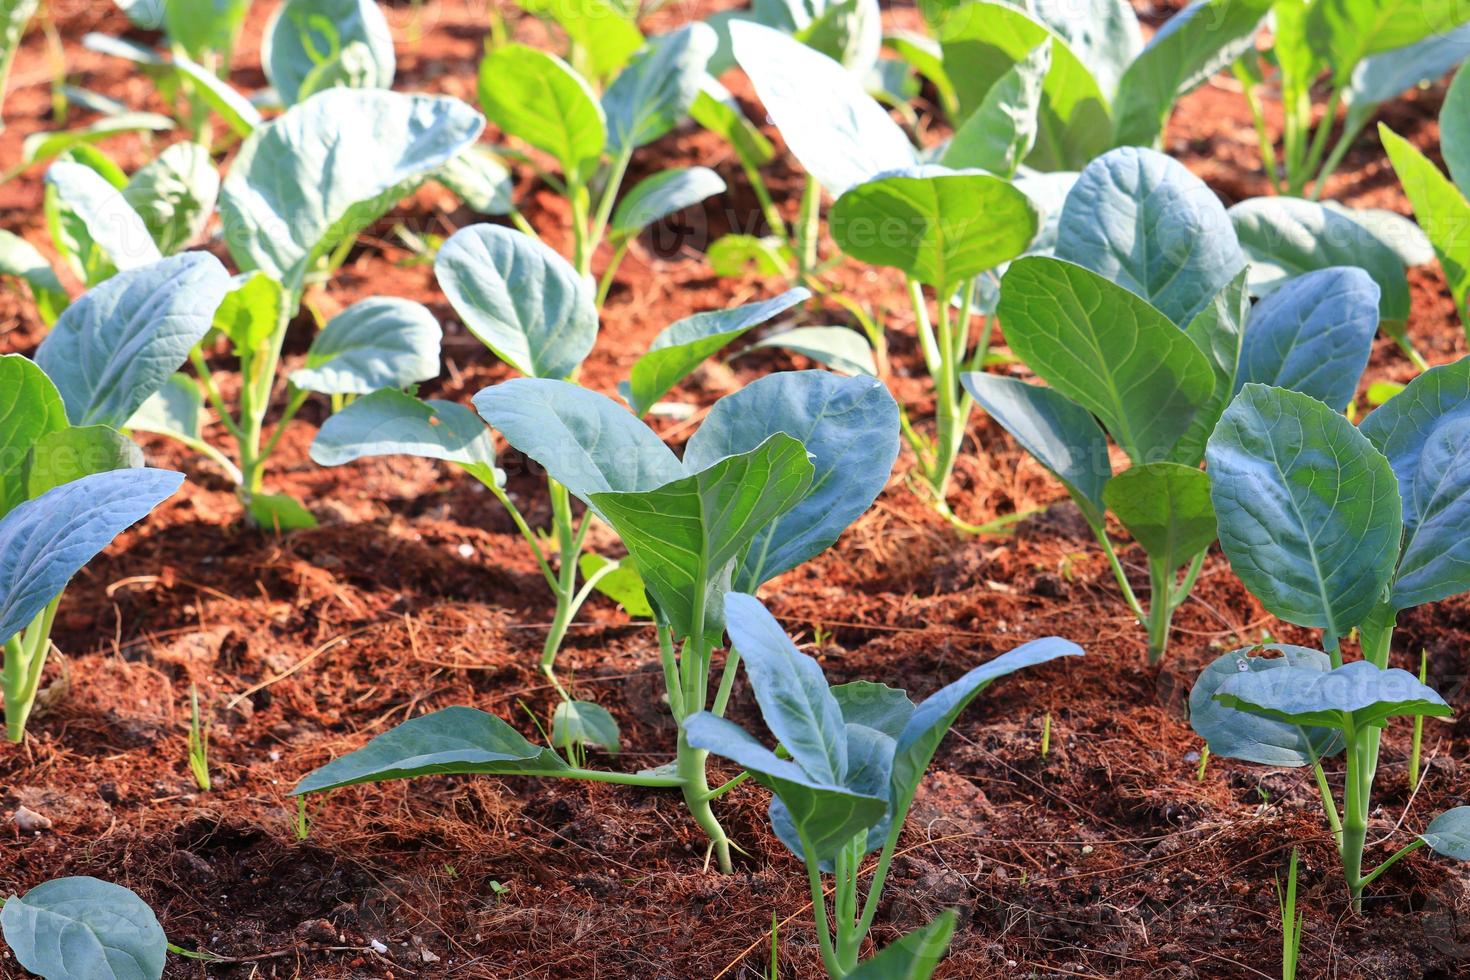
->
[537,481,585,695]
[238,279,303,502]
[738,155,787,241]
[4,598,59,743]
[798,825,841,977]
[1410,650,1427,790]
[795,176,822,280]
[1092,526,1147,626]
[1234,62,1283,193]
[1341,725,1368,911]
[1300,86,1345,198]
[595,238,632,306]
[587,147,635,268]
[927,281,964,500]
[672,577,734,872]
[1145,559,1174,664]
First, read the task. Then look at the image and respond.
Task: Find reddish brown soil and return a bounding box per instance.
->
[4,2,1470,978]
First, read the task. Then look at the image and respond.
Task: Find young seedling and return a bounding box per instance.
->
[187,683,210,792]
[686,593,1082,976]
[1278,848,1303,980]
[965,147,1380,662]
[293,370,900,873]
[1192,377,1470,909]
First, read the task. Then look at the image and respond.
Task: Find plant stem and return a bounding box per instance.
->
[1300,86,1344,196]
[798,826,841,977]
[1145,559,1174,664]
[1342,725,1369,911]
[795,176,821,280]
[595,238,632,306]
[677,730,733,873]
[4,599,58,743]
[587,147,634,267]
[1410,649,1427,790]
[671,579,733,872]
[1092,526,1147,625]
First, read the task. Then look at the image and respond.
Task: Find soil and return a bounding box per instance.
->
[3,2,1470,978]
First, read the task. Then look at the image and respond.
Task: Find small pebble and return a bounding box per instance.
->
[370,939,388,954]
[457,543,475,558]
[11,807,51,832]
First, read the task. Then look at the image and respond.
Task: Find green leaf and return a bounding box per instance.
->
[246,492,318,531]
[831,166,1040,289]
[436,225,596,380]
[263,0,395,106]
[0,876,166,980]
[171,51,261,137]
[1237,266,1379,412]
[289,297,441,395]
[1110,0,1271,147]
[791,0,883,72]
[293,706,572,794]
[1055,147,1246,327]
[21,113,173,168]
[1229,196,1410,332]
[1360,358,1470,610]
[960,372,1110,527]
[477,44,605,179]
[0,354,68,517]
[35,253,230,428]
[577,553,653,617]
[684,371,898,590]
[311,389,502,487]
[1214,658,1451,730]
[1325,203,1434,267]
[603,23,716,156]
[164,0,248,61]
[831,681,915,739]
[996,256,1215,464]
[474,379,681,503]
[731,21,916,196]
[126,373,203,444]
[691,78,775,167]
[611,166,726,240]
[0,469,182,645]
[1171,270,1252,467]
[1346,28,1470,138]
[1421,806,1470,861]
[1206,384,1402,635]
[622,289,807,417]
[707,234,792,277]
[744,326,877,377]
[1307,0,1470,85]
[590,435,814,642]
[219,90,484,284]
[1189,646,1345,766]
[1013,0,1141,97]
[883,29,959,118]
[24,425,143,498]
[1102,462,1216,571]
[436,145,514,216]
[1380,124,1470,324]
[551,700,620,753]
[940,40,1049,177]
[1442,64,1470,187]
[520,0,644,79]
[0,230,68,325]
[936,1,1110,171]
[45,161,162,281]
[846,910,958,980]
[122,142,219,255]
[213,272,283,355]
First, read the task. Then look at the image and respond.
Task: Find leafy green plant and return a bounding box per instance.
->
[966,148,1379,661]
[2,876,167,980]
[1233,0,1470,197]
[187,683,210,792]
[1191,377,1470,908]
[294,370,899,874]
[686,592,1082,976]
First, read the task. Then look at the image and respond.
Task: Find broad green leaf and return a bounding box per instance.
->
[436,145,513,216]
[0,354,67,516]
[1380,124,1470,323]
[936,2,1110,171]
[1102,462,1215,570]
[684,371,898,589]
[1207,384,1402,635]
[172,51,262,138]
[731,21,916,196]
[1307,0,1470,85]
[1360,358,1470,610]
[21,113,173,168]
[577,553,653,617]
[1214,658,1451,730]
[707,234,792,277]
[831,167,1039,289]
[1421,806,1470,860]
[219,90,484,284]
[1236,267,1378,412]
[846,910,957,980]
[1325,203,1434,267]
[436,225,597,380]
[60,144,127,189]
[247,492,318,531]
[890,637,1082,816]
[0,876,166,980]
[791,0,883,72]
[1110,0,1271,147]
[745,326,877,377]
[883,29,959,118]
[1017,0,1141,97]
[1347,26,1470,136]
[1443,64,1470,187]
[263,0,395,106]
[940,40,1049,177]
[1229,196,1410,331]
[690,79,775,168]
[621,289,808,417]
[45,161,162,280]
[1172,270,1252,467]
[610,166,726,239]
[724,592,848,784]
[996,256,1215,463]
[478,44,605,179]
[551,699,620,753]
[289,297,441,395]
[35,253,230,428]
[24,425,143,498]
[1189,645,1344,766]
[961,372,1110,527]
[126,373,203,444]
[591,434,813,641]
[768,718,896,863]
[293,39,381,102]
[0,230,68,324]
[473,379,681,502]
[0,468,182,645]
[683,712,888,859]
[293,706,572,794]
[520,0,644,79]
[311,390,502,487]
[164,0,248,61]
[603,24,716,156]
[831,681,915,739]
[1056,147,1245,327]
[122,142,219,255]
[213,272,282,355]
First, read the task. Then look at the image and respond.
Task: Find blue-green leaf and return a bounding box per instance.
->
[263,0,395,106]
[1189,646,1344,766]
[290,297,441,395]
[603,24,716,155]
[310,390,502,487]
[611,166,726,239]
[1214,659,1451,730]
[1,877,166,980]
